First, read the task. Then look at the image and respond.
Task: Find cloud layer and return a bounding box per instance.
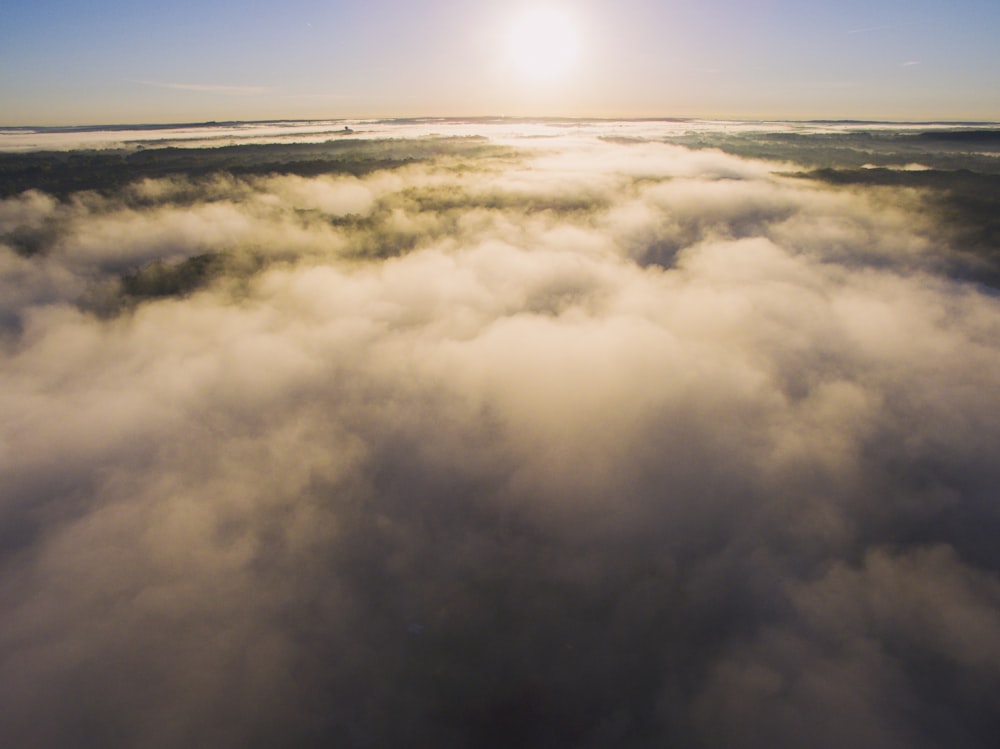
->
[2,132,1000,748]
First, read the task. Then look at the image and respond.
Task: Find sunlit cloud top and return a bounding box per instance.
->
[2,121,1000,747]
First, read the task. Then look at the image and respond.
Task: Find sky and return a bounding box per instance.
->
[2,0,1000,124]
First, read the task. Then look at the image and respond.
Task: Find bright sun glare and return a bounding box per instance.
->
[508,8,580,83]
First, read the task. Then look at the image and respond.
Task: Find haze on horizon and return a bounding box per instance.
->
[2,0,1000,125]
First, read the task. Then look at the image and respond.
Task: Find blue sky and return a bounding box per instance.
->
[2,0,998,124]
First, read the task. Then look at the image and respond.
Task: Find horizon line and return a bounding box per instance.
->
[4,115,1000,131]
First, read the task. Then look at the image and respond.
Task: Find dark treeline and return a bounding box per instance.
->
[0,137,500,199]
[660,129,1000,171]
[657,128,1000,287]
[798,168,1000,285]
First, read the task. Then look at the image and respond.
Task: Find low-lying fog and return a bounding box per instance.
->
[2,122,999,748]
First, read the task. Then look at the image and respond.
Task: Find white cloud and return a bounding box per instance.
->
[135,80,274,96]
[1,129,999,747]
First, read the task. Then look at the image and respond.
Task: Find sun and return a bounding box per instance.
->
[507,8,580,83]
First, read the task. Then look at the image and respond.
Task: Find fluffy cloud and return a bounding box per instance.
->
[1,132,999,748]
